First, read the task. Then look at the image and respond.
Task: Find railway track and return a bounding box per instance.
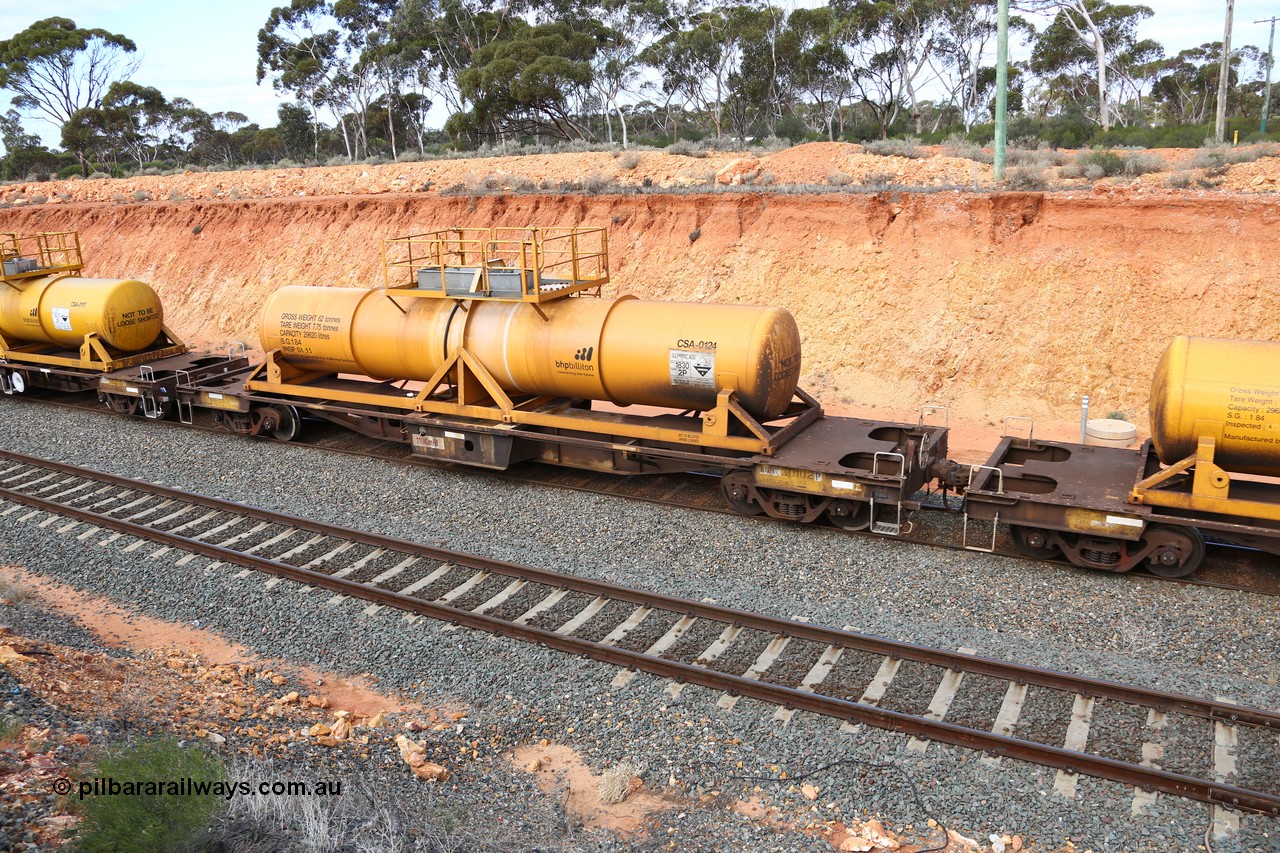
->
[1,447,1277,824]
[19,392,1280,597]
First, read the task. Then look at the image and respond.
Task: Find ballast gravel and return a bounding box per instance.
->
[0,398,1278,851]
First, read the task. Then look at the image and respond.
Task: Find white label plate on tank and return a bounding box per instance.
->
[51,307,71,331]
[669,349,715,389]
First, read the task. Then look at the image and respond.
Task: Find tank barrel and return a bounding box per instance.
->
[259,286,802,420]
[0,275,165,353]
[1150,335,1280,476]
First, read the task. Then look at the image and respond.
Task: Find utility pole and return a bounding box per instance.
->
[1216,0,1235,142]
[1259,16,1279,133]
[994,0,1010,180]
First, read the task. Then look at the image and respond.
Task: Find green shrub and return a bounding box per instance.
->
[665,139,705,157]
[863,137,925,159]
[1005,167,1047,190]
[75,738,226,853]
[1165,172,1191,189]
[1122,152,1166,176]
[57,164,81,179]
[1008,148,1066,168]
[1076,150,1124,178]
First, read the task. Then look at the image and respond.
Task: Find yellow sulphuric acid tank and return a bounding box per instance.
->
[260,287,802,420]
[1149,335,1280,477]
[0,274,164,352]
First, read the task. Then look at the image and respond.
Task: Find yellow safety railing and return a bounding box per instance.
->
[381,226,609,302]
[0,231,84,285]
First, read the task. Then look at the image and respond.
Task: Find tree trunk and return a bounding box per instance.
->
[1094,27,1109,131]
[311,102,321,161]
[615,102,629,149]
[339,116,352,160]
[387,77,398,162]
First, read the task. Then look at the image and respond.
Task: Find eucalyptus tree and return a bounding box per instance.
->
[257,0,347,158]
[0,17,139,131]
[452,18,613,142]
[0,109,49,179]
[101,81,170,169]
[1022,0,1153,131]
[1149,41,1259,125]
[824,0,945,138]
[643,2,762,139]
[788,6,853,138]
[930,0,1033,130]
[389,0,514,140]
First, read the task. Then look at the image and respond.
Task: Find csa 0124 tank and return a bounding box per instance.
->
[1149,335,1280,477]
[0,274,165,353]
[259,286,802,420]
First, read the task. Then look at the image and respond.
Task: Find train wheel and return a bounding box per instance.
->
[1142,524,1205,578]
[264,405,301,442]
[721,471,763,516]
[103,394,140,416]
[1010,525,1059,559]
[826,499,871,531]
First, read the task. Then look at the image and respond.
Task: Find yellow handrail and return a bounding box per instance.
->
[0,231,83,284]
[381,226,609,302]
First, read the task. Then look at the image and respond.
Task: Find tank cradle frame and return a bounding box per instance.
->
[1130,435,1280,523]
[243,345,822,457]
[0,324,188,375]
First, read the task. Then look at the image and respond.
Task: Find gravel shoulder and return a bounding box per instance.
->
[1,397,1278,851]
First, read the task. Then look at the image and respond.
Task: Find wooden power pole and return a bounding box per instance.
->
[1216,0,1236,142]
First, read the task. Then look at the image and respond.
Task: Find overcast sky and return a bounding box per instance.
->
[0,1,1271,148]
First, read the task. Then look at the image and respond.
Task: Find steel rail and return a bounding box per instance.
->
[1,446,1277,735]
[0,478,1278,815]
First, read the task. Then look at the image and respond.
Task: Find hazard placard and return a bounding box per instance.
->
[669,349,715,389]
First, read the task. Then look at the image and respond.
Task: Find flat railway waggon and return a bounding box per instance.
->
[3,227,1276,580]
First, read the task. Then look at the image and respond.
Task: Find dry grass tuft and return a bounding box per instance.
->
[598,760,645,805]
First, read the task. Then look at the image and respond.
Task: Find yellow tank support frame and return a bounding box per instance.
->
[246,346,821,456]
[1128,435,1280,523]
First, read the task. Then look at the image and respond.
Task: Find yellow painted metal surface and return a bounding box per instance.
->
[1150,335,1280,476]
[259,287,802,419]
[0,274,164,352]
[1063,508,1144,539]
[753,464,867,498]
